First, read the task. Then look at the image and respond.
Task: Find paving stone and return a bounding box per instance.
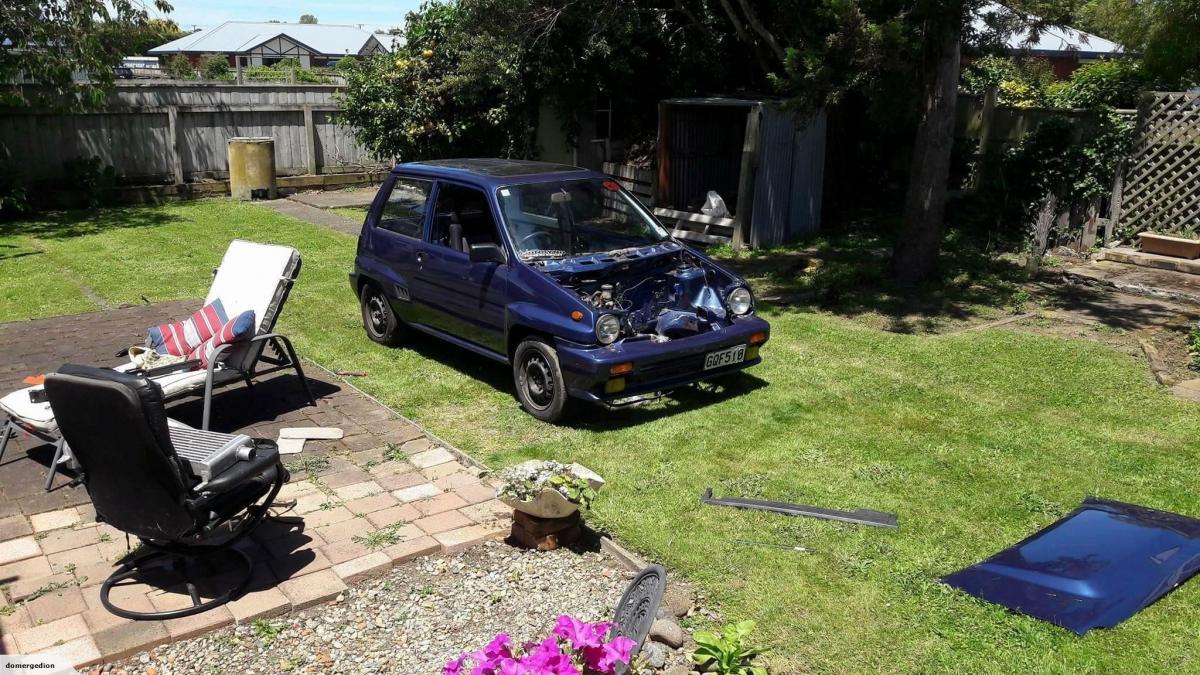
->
[365,504,420,529]
[292,492,335,515]
[409,447,455,469]
[227,586,291,623]
[161,606,235,640]
[278,569,347,609]
[277,479,320,501]
[0,604,31,634]
[37,525,102,554]
[400,438,433,455]
[460,499,512,525]
[332,552,391,584]
[25,586,88,624]
[423,461,470,481]
[413,492,469,517]
[319,469,374,489]
[314,515,374,544]
[0,513,32,541]
[376,471,425,491]
[31,634,102,668]
[0,554,53,587]
[270,546,332,581]
[343,493,399,515]
[13,612,89,653]
[7,571,74,602]
[393,483,441,503]
[70,560,116,588]
[82,598,146,633]
[454,482,499,505]
[382,536,440,565]
[320,539,372,565]
[91,618,170,661]
[30,507,81,532]
[413,510,473,535]
[433,524,505,553]
[47,544,104,573]
[333,480,383,501]
[303,505,355,528]
[0,536,41,565]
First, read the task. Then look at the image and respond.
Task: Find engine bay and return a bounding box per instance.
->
[541,248,740,341]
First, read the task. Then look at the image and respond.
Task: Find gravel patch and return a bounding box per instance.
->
[110,542,633,675]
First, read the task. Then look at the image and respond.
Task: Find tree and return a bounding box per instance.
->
[201,54,231,80]
[299,14,318,24]
[1,0,174,109]
[1076,0,1199,87]
[164,53,195,80]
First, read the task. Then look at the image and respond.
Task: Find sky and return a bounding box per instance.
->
[151,0,426,33]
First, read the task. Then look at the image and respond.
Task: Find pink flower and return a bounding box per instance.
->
[551,615,611,650]
[444,655,467,675]
[521,638,580,675]
[599,636,636,671]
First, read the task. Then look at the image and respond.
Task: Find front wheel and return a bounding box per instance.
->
[513,338,570,423]
[360,284,404,346]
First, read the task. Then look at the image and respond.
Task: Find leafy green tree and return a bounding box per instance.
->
[299,14,318,24]
[1076,0,1200,87]
[201,54,231,80]
[164,54,195,80]
[1,0,174,108]
[1046,58,1148,108]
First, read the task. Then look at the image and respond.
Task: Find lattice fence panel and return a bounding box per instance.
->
[1117,92,1200,235]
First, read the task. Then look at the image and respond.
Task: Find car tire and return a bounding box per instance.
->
[513,338,570,423]
[360,283,403,346]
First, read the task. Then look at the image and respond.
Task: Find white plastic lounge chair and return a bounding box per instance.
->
[0,240,316,488]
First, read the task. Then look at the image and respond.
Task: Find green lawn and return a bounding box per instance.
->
[4,200,1200,672]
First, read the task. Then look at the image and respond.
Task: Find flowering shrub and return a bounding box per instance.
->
[444,615,635,675]
[498,461,598,510]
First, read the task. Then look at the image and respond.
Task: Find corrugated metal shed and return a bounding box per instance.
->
[655,98,825,248]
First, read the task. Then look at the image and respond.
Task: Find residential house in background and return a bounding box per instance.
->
[975,2,1128,79]
[148,22,391,70]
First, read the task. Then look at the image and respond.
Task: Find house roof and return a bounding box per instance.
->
[148,22,391,57]
[974,2,1126,57]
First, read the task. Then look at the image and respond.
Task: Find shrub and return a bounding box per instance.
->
[961,56,1055,107]
[0,164,30,219]
[164,54,195,80]
[201,53,231,80]
[1046,59,1149,109]
[63,156,116,208]
[691,620,768,675]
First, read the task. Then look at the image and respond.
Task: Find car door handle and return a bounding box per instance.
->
[415,252,425,265]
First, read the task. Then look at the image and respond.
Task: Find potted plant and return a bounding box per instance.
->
[1137,230,1200,259]
[497,460,604,518]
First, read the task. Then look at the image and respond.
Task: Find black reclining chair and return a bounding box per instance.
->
[44,364,286,620]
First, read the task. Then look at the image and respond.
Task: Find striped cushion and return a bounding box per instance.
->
[188,310,256,367]
[148,300,229,357]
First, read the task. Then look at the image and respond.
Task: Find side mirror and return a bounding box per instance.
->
[469,242,506,264]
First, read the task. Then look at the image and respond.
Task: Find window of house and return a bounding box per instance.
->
[376,176,432,238]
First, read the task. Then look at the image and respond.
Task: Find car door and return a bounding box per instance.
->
[364,174,433,325]
[412,181,509,354]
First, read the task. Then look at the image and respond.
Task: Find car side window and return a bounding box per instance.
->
[376,176,432,238]
[429,183,501,253]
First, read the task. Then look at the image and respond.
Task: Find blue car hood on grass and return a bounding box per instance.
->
[942,497,1200,635]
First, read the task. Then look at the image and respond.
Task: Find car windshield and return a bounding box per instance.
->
[496,178,669,260]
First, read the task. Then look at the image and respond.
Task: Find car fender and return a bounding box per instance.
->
[506,302,596,346]
[355,255,411,302]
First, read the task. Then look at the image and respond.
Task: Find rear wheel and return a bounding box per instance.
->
[513,338,570,423]
[360,284,403,346]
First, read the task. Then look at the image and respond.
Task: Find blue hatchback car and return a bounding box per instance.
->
[349,158,770,422]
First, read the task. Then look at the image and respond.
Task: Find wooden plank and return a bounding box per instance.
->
[167,105,184,185]
[670,228,730,245]
[733,106,762,249]
[653,207,735,228]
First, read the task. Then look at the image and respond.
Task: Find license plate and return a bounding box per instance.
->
[704,344,746,370]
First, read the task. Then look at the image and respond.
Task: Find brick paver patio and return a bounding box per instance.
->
[0,302,509,667]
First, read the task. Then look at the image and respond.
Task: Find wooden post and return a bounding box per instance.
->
[167,105,184,186]
[732,105,762,250]
[1106,158,1126,245]
[303,104,318,175]
[655,101,670,208]
[1081,195,1100,250]
[971,86,997,190]
[235,57,243,85]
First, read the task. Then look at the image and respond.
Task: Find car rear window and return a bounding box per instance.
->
[377,176,432,238]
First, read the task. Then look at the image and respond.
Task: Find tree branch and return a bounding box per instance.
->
[735,0,786,63]
[716,0,774,75]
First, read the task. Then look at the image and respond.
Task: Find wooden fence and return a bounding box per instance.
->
[0,83,383,185]
[1114,91,1200,236]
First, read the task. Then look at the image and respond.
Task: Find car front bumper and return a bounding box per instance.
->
[555,315,770,402]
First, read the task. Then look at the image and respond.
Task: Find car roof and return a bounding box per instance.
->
[393,158,601,187]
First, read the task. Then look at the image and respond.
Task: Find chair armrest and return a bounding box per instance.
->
[195,443,280,496]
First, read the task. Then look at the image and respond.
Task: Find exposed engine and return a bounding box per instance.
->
[551,250,736,341]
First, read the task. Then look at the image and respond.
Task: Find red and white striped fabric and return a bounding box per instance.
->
[187,309,256,367]
[148,300,229,357]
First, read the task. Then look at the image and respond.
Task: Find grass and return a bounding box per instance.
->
[4,200,1200,672]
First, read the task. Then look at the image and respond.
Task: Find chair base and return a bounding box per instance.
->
[100,547,253,620]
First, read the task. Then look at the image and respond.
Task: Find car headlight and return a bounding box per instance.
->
[595,314,621,345]
[727,287,753,315]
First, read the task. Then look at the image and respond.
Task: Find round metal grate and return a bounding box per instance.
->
[611,563,666,672]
